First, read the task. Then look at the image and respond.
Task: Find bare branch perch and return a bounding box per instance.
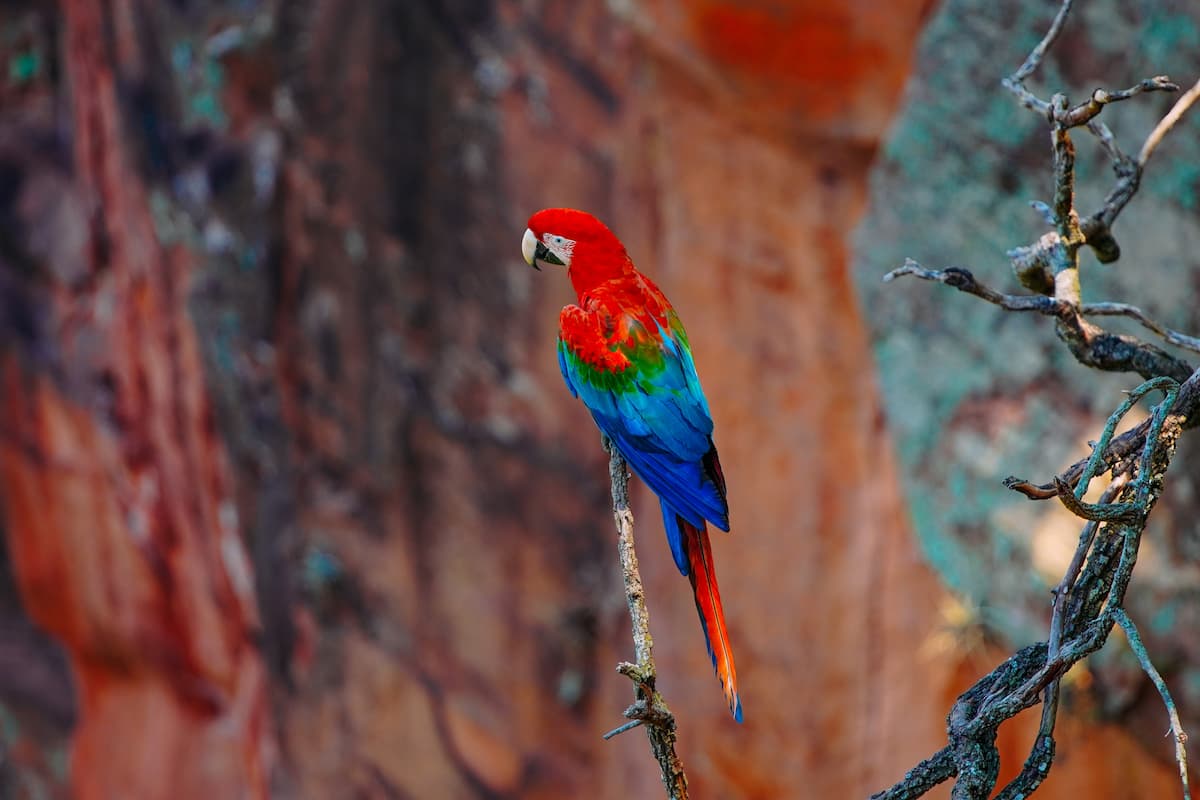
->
[602,437,689,800]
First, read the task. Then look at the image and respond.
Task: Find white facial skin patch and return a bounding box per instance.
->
[542,232,576,265]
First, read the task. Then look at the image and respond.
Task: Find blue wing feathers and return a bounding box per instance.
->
[603,424,726,527]
[659,501,689,576]
[568,375,728,532]
[657,316,711,419]
[557,342,579,398]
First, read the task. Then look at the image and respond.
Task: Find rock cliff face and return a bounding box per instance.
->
[0,1,269,798]
[0,0,1187,798]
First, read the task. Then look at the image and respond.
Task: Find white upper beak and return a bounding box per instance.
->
[521,228,538,266]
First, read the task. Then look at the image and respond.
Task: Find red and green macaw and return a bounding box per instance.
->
[522,208,742,722]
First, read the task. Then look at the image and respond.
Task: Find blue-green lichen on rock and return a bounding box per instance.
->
[854,0,1200,687]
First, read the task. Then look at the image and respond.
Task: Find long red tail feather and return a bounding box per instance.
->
[682,517,742,721]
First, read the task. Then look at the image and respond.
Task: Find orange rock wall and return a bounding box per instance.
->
[0,1,269,798]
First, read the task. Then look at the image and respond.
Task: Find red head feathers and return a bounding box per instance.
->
[522,208,634,298]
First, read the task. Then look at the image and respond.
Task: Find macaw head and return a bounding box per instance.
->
[522,208,630,275]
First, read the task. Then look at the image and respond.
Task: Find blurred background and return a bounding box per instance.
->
[1,0,1199,797]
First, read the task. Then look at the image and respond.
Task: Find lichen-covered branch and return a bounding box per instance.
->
[871,375,1190,800]
[1003,0,1073,92]
[883,260,1058,311]
[883,260,1195,381]
[1053,78,1178,128]
[1008,363,1200,501]
[1113,608,1192,800]
[1082,303,1200,354]
[870,747,955,800]
[1002,4,1180,269]
[601,437,689,800]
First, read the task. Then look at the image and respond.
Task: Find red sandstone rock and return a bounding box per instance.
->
[0,2,270,797]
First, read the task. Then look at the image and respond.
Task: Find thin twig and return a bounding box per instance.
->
[1082,303,1200,354]
[1086,119,1124,161]
[1140,77,1200,166]
[1034,473,1129,770]
[883,260,1058,312]
[1076,380,1170,496]
[1112,608,1192,800]
[602,719,644,740]
[1055,78,1178,128]
[1002,478,1127,800]
[1005,0,1073,87]
[1055,478,1127,616]
[1048,93,1086,287]
[602,437,689,800]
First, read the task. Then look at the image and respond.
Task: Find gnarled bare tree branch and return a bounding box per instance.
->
[874,1,1199,796]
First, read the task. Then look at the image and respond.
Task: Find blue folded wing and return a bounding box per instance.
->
[558,302,729,577]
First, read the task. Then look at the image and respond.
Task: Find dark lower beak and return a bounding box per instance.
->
[534,241,565,268]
